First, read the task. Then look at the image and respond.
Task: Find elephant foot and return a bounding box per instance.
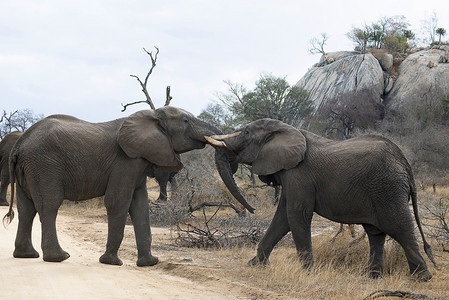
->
[43,250,70,262]
[248,256,269,266]
[13,246,40,259]
[156,195,167,202]
[99,253,123,266]
[0,199,9,206]
[411,269,432,282]
[368,270,383,279]
[137,254,159,267]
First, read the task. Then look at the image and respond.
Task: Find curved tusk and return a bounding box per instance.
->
[209,131,241,141]
[204,136,228,148]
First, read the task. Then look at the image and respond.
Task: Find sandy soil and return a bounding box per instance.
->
[0,206,250,300]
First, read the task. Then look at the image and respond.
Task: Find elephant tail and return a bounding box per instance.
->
[2,152,16,227]
[410,186,436,267]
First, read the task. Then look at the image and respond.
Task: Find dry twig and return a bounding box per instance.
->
[173,205,262,248]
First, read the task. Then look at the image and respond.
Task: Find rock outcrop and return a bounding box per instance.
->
[385,45,449,110]
[295,52,385,113]
[295,46,449,118]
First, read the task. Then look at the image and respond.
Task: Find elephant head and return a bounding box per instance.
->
[118,106,255,213]
[206,118,306,176]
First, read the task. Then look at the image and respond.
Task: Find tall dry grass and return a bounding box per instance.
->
[207,228,448,299]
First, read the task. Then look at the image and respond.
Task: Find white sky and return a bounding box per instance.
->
[1,0,448,122]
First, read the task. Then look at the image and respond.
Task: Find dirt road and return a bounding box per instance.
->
[0,206,243,299]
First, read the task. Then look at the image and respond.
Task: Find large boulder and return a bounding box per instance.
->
[385,45,449,110]
[295,51,385,113]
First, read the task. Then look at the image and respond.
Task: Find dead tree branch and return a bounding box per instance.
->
[165,86,173,106]
[363,289,433,299]
[174,216,262,249]
[122,46,160,112]
[189,202,245,215]
[422,198,449,252]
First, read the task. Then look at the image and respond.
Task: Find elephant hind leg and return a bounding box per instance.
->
[39,201,70,262]
[386,226,432,281]
[0,175,10,206]
[13,186,39,259]
[30,183,69,262]
[362,224,386,279]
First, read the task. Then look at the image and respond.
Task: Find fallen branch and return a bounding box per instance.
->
[363,289,433,299]
[174,205,262,249]
[174,220,262,249]
[189,201,245,215]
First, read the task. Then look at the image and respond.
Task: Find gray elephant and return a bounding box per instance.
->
[206,118,434,281]
[3,106,253,266]
[148,166,178,202]
[0,131,22,206]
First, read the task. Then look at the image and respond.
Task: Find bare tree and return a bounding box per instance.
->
[121,46,172,112]
[308,33,329,56]
[420,11,439,45]
[0,109,44,138]
[315,90,384,140]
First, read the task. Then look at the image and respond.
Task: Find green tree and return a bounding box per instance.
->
[347,15,415,53]
[200,74,313,130]
[436,27,446,44]
[346,25,372,52]
[197,103,236,133]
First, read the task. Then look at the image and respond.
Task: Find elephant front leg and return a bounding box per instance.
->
[249,194,289,266]
[129,186,158,266]
[100,195,129,266]
[287,209,314,269]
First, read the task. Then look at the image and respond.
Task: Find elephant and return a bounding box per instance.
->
[148,165,178,202]
[3,106,254,266]
[206,118,434,281]
[0,131,22,206]
[1,131,174,204]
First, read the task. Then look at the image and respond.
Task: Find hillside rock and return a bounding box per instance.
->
[379,53,393,72]
[385,45,449,110]
[295,52,384,112]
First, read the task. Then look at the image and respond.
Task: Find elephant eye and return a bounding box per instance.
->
[183,118,189,123]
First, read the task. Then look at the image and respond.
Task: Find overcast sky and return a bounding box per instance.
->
[1,0,448,122]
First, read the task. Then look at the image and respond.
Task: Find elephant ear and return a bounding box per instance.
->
[252,124,306,176]
[117,110,183,172]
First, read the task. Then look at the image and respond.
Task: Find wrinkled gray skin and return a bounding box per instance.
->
[0,131,22,206]
[4,106,253,266]
[148,168,177,202]
[211,118,433,281]
[0,132,175,204]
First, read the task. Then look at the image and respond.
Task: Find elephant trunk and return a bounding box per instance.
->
[195,120,254,213]
[214,147,255,214]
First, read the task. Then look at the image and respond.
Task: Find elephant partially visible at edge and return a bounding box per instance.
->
[4,106,254,267]
[206,118,434,281]
[0,131,22,206]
